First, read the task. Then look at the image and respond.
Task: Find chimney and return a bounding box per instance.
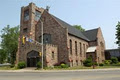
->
[46,6,50,12]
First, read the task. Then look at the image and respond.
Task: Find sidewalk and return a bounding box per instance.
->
[0,68,120,72]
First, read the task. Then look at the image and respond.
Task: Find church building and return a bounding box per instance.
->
[16,3,105,67]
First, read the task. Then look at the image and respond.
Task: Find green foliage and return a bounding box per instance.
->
[60,63,69,68]
[93,62,98,66]
[73,25,85,32]
[0,49,7,64]
[111,57,118,64]
[104,60,112,65]
[99,63,104,66]
[0,25,20,64]
[54,66,61,68]
[36,62,42,68]
[17,62,26,69]
[83,57,92,67]
[116,21,120,47]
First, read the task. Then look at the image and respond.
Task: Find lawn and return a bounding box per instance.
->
[0,66,17,70]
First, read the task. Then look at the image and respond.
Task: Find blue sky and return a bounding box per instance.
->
[0,0,119,49]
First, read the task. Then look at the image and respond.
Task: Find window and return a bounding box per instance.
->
[39,33,51,44]
[35,10,41,21]
[83,44,86,57]
[23,28,28,33]
[43,34,51,44]
[52,51,54,59]
[80,42,82,57]
[69,40,72,55]
[76,60,78,66]
[75,41,77,56]
[24,10,29,21]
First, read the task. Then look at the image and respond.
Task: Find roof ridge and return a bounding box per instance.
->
[85,28,99,32]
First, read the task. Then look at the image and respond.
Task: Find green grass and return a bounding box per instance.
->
[42,65,120,70]
[0,66,18,70]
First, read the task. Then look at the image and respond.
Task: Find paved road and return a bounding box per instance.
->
[0,70,120,80]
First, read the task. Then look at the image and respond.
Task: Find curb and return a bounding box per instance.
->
[0,68,120,73]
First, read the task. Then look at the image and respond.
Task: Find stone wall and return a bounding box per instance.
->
[68,34,88,67]
[35,10,68,64]
[44,44,58,67]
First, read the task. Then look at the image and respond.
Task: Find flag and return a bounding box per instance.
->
[26,37,29,41]
[22,36,25,44]
[39,52,42,56]
[28,38,33,42]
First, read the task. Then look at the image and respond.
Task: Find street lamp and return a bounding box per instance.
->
[32,11,44,69]
[40,19,44,69]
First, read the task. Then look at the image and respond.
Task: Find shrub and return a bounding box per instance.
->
[60,63,69,68]
[54,66,61,68]
[104,60,112,65]
[99,63,104,66]
[36,62,42,68]
[83,57,92,67]
[17,61,26,69]
[111,57,118,64]
[94,62,98,66]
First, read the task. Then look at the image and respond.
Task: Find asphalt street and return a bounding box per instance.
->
[0,70,120,80]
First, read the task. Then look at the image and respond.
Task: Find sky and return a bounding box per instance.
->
[0,0,120,49]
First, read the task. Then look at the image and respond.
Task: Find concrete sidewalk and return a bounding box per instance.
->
[0,68,120,72]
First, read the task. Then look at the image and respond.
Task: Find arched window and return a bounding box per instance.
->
[69,39,72,55]
[83,44,86,57]
[52,51,54,59]
[100,42,104,57]
[80,42,82,57]
[75,41,77,56]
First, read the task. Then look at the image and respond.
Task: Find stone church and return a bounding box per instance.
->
[16,3,105,67]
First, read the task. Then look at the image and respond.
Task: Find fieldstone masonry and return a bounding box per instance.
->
[16,2,105,67]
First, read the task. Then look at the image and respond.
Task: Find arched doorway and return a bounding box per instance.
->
[27,50,40,67]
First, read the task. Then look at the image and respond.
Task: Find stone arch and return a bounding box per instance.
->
[26,50,41,67]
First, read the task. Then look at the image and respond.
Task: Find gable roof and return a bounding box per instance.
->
[51,15,90,41]
[83,28,98,41]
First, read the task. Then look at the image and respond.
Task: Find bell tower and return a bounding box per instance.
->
[20,2,43,41]
[17,2,44,64]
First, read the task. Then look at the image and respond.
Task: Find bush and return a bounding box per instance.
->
[104,60,112,65]
[94,62,98,66]
[36,62,42,68]
[54,66,61,68]
[60,63,69,68]
[99,63,104,66]
[111,57,118,64]
[83,57,92,67]
[17,62,26,69]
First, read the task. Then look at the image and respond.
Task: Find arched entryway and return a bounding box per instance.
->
[27,50,40,67]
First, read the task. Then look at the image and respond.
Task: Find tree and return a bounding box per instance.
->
[116,21,120,47]
[73,25,85,32]
[0,49,7,64]
[0,25,20,64]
